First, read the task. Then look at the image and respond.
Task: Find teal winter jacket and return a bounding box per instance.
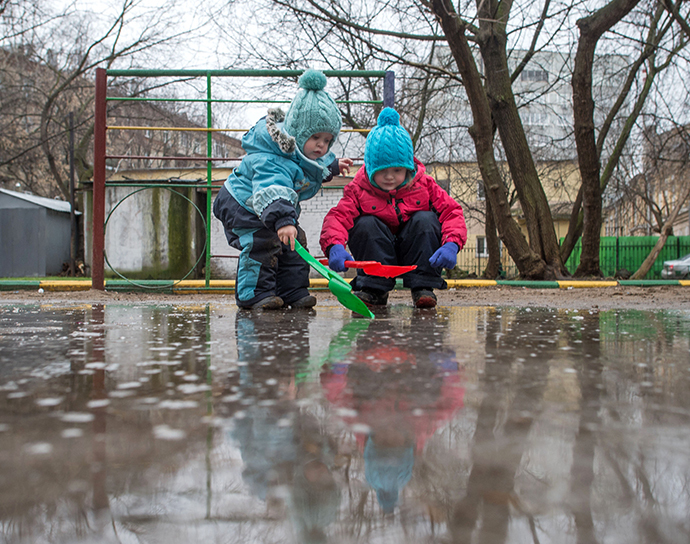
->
[224,108,338,231]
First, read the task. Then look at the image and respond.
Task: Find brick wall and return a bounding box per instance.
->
[299,187,345,255]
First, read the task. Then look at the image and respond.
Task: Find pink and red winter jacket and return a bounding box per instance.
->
[319,158,468,254]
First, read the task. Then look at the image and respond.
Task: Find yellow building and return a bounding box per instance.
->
[428,160,582,276]
[604,126,690,237]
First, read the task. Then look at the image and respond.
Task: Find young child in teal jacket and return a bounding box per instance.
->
[213,69,351,310]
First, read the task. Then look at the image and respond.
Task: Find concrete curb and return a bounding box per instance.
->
[1,278,689,293]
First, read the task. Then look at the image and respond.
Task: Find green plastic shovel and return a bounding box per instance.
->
[294,240,374,319]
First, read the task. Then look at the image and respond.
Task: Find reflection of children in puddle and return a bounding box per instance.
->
[225,311,341,543]
[228,312,304,502]
[321,320,464,514]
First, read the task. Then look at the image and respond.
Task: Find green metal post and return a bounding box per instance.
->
[206,73,213,287]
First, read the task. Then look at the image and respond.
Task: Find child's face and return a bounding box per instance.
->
[373,167,408,191]
[302,132,333,160]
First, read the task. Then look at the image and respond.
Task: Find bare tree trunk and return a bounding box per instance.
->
[572,0,641,277]
[76,123,95,181]
[564,4,665,264]
[477,0,567,278]
[630,181,690,279]
[483,196,502,279]
[430,0,548,279]
[561,185,585,262]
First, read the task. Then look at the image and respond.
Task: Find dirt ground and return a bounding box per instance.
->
[1,285,688,311]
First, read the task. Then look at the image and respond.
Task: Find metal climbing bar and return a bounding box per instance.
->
[107,98,382,104]
[92,68,395,290]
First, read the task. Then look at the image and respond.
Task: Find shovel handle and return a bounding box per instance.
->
[317,259,378,268]
[345,261,378,268]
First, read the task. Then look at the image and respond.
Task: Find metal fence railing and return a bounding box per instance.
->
[91,68,394,290]
[455,245,518,279]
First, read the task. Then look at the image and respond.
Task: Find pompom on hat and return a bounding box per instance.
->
[364,107,414,181]
[284,69,342,154]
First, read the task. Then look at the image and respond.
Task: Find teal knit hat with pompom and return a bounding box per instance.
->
[284,69,342,154]
[364,107,414,181]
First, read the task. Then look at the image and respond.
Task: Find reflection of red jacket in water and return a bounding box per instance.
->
[321,346,465,453]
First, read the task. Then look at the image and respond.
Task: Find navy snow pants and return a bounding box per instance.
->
[348,211,447,293]
[213,185,310,308]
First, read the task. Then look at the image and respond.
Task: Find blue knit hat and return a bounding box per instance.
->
[364,107,414,181]
[284,69,342,154]
[364,436,414,514]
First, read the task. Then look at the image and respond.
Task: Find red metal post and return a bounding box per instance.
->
[92,68,107,290]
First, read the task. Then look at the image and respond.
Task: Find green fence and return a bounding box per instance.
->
[563,236,690,279]
[455,237,690,279]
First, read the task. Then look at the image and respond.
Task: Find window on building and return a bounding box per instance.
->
[476,236,489,257]
[521,69,549,82]
[436,177,450,193]
[477,179,486,200]
[524,111,549,126]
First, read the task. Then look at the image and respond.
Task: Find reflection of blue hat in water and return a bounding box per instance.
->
[364,436,414,514]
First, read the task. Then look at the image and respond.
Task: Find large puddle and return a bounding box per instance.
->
[1,302,689,543]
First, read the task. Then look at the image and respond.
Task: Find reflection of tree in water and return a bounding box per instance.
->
[223,310,342,544]
[447,307,690,544]
[447,307,558,543]
[594,309,690,544]
[321,310,465,525]
[570,311,602,544]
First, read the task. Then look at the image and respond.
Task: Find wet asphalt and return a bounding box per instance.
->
[1,300,689,543]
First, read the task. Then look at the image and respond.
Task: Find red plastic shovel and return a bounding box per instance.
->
[319,259,416,278]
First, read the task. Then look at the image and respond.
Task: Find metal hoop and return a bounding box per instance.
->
[103,186,208,290]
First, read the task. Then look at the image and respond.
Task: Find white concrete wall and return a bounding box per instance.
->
[85,184,346,280]
[83,184,201,279]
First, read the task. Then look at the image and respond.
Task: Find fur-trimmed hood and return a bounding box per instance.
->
[240,108,296,156]
[264,108,296,154]
[240,107,335,183]
[223,108,337,221]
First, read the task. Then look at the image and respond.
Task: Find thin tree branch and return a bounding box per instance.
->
[270,0,446,41]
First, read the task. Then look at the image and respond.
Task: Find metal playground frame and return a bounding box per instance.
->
[91,68,395,290]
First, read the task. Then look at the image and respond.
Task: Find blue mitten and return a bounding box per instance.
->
[429,242,458,269]
[328,244,353,272]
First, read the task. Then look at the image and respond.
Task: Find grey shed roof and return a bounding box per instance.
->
[0,188,80,214]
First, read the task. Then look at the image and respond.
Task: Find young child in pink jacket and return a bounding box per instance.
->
[320,107,467,308]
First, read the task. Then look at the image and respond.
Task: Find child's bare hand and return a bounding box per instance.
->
[338,158,354,175]
[277,225,298,250]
